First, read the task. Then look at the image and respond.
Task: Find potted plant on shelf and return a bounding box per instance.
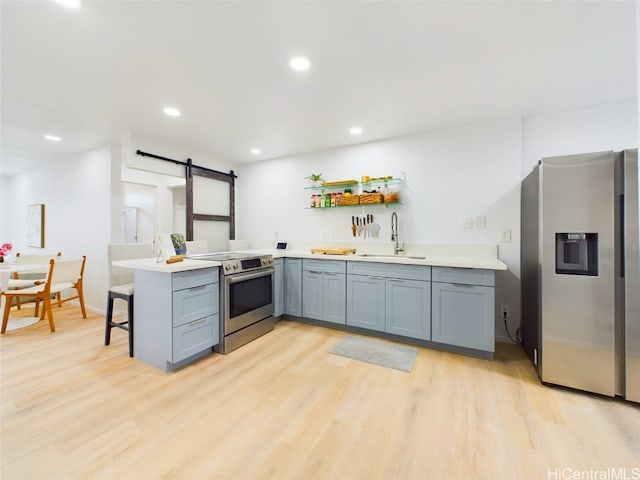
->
[305,173,324,187]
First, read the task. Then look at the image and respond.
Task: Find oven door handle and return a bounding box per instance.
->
[226,268,275,284]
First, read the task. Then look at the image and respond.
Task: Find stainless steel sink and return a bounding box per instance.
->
[357,254,426,260]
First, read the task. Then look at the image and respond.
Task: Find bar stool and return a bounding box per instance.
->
[105,243,154,357]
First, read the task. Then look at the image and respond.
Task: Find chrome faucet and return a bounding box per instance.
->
[391,212,404,255]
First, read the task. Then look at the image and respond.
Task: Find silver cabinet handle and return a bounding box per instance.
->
[189,285,208,291]
[452,283,473,288]
[388,278,404,282]
[368,276,384,280]
[325,272,338,276]
[308,270,323,275]
[189,317,208,326]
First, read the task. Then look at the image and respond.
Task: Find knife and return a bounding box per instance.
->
[371,214,380,238]
[351,216,356,237]
[357,217,362,236]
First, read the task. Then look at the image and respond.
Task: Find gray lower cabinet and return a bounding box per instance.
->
[274,258,284,318]
[347,262,431,340]
[284,258,302,316]
[134,267,219,371]
[431,267,495,352]
[302,259,346,324]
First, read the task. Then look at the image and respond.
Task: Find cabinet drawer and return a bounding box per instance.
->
[173,313,219,363]
[432,267,494,286]
[348,262,430,281]
[172,283,219,327]
[172,268,218,291]
[303,259,346,274]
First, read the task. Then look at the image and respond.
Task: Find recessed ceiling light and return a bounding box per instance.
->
[44,134,62,142]
[289,56,311,72]
[163,107,181,117]
[349,127,363,136]
[52,0,81,8]
[250,148,262,155]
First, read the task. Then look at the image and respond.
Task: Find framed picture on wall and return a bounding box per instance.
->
[25,204,45,248]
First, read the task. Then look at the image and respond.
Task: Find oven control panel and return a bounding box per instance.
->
[222,256,273,274]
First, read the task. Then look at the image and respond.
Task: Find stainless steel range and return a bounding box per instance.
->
[188,252,275,354]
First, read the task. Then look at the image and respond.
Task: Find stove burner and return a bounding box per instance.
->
[187,252,273,274]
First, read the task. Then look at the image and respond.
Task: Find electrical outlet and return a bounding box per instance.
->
[475,215,486,229]
[463,217,473,229]
[501,305,510,318]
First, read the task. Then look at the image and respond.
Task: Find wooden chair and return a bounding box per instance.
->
[105,243,154,357]
[8,252,62,309]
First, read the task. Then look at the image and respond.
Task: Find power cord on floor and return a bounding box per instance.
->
[503,311,521,344]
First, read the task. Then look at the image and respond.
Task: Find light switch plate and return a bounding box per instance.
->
[500,229,512,242]
[463,217,473,229]
[475,216,486,229]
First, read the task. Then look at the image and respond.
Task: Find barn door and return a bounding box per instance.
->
[186,162,235,252]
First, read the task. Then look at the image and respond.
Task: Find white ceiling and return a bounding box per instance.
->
[1,1,637,177]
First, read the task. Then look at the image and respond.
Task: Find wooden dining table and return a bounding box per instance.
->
[0,262,48,332]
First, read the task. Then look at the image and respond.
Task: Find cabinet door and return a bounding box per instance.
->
[323,273,346,324]
[274,259,285,318]
[284,259,302,316]
[347,274,385,332]
[302,270,323,320]
[173,313,219,363]
[431,282,495,351]
[385,278,430,340]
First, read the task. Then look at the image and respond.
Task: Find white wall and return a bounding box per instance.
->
[0,176,10,242]
[237,103,638,342]
[236,116,524,340]
[522,98,638,176]
[6,145,112,312]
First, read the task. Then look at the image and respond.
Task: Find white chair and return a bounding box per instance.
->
[105,242,154,357]
[1,256,86,333]
[185,240,208,255]
[8,252,62,309]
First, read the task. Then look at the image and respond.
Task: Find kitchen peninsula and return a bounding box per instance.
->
[116,243,506,372]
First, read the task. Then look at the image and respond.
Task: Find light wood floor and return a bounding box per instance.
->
[1,305,639,480]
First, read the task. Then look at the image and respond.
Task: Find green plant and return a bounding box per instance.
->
[305,173,324,182]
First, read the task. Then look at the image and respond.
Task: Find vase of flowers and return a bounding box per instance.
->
[0,243,12,262]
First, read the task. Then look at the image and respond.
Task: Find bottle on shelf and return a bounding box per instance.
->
[310,194,316,208]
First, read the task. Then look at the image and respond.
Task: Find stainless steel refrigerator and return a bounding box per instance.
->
[521,149,639,401]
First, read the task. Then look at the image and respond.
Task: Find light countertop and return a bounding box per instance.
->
[113,243,507,272]
[250,250,507,270]
[112,257,222,273]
